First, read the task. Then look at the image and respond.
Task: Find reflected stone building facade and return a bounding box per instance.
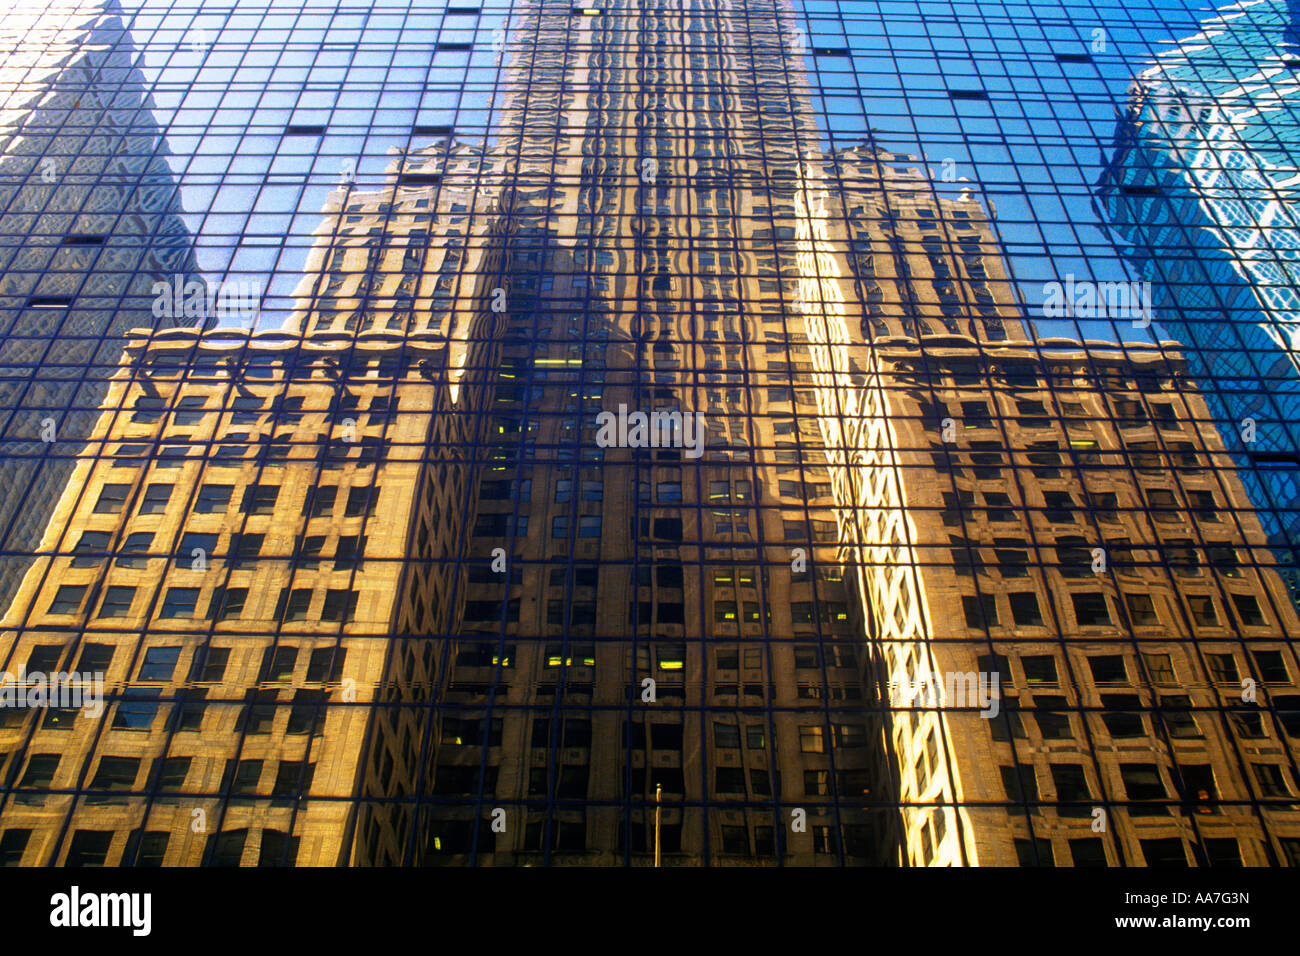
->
[0,322,499,865]
[1,0,1300,869]
[0,0,201,610]
[820,335,1300,865]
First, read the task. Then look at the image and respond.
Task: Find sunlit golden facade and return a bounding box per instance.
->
[3,0,1300,870]
[808,331,1300,865]
[0,322,498,865]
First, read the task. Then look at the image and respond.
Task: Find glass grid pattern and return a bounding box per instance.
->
[0,0,1295,869]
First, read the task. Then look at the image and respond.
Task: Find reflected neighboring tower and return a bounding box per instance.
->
[10,0,1287,871]
[1096,0,1300,582]
[0,0,201,610]
[399,0,1032,866]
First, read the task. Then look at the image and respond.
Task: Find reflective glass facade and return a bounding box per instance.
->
[0,0,1299,870]
[1097,0,1300,578]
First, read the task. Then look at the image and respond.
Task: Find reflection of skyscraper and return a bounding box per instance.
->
[0,320,499,866]
[818,332,1300,866]
[1096,0,1300,573]
[0,0,1021,867]
[396,0,1030,866]
[286,138,495,341]
[0,0,201,610]
[5,0,1300,870]
[806,127,1300,864]
[830,145,1027,345]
